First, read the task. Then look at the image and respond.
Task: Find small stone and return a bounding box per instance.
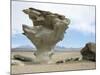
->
[56,60,64,64]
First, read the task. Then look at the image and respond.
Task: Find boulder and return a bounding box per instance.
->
[56,60,64,64]
[80,42,96,61]
[13,55,33,62]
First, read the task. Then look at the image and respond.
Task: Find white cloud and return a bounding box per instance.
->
[70,22,95,34]
[67,5,95,34]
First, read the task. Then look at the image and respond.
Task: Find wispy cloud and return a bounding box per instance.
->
[69,22,95,34]
[67,6,95,35]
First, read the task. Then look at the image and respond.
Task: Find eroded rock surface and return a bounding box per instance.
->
[22,8,70,63]
[81,42,96,62]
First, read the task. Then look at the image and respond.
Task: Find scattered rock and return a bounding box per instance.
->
[80,42,96,62]
[65,58,72,62]
[73,57,80,61]
[65,57,80,62]
[11,60,24,66]
[13,55,33,62]
[56,60,64,64]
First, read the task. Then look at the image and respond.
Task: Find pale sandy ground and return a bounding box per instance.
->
[11,51,96,74]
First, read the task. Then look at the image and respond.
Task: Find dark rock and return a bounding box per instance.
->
[80,42,96,62]
[13,55,33,62]
[65,58,72,62]
[65,57,80,62]
[56,60,64,64]
[73,57,80,61]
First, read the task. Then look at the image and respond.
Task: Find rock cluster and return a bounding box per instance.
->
[56,57,81,64]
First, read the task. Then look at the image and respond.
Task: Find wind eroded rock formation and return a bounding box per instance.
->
[22,8,70,63]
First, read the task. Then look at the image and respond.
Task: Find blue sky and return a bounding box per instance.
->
[12,1,96,48]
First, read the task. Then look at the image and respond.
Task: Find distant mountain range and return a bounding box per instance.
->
[11,45,81,52]
[54,46,81,52]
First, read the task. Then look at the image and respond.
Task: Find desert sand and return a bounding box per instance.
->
[11,51,96,74]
